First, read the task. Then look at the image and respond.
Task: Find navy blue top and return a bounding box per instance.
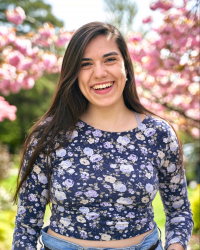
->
[12,113,193,250]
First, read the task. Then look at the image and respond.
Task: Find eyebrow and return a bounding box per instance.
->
[82,51,119,61]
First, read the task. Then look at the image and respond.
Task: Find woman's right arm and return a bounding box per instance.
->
[12,141,49,250]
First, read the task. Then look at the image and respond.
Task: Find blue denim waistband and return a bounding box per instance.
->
[40,224,162,250]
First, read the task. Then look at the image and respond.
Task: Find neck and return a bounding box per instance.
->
[80,99,134,131]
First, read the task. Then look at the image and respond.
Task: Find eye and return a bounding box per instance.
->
[81,62,92,67]
[106,57,116,63]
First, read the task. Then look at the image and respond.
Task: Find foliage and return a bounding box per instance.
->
[0,143,13,181]
[104,0,138,35]
[0,5,72,123]
[0,73,58,152]
[190,185,200,233]
[0,0,63,34]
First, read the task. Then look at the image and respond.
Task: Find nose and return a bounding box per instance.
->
[93,63,108,79]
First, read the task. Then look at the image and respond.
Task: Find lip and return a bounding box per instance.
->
[91,81,114,88]
[91,82,115,95]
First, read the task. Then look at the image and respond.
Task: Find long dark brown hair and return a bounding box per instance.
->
[13,22,183,204]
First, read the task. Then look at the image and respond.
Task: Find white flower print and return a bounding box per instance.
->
[76,216,86,223]
[71,130,78,138]
[79,207,89,214]
[59,160,72,169]
[68,169,75,174]
[158,150,165,159]
[144,128,156,137]
[38,174,48,184]
[167,231,174,239]
[80,230,88,239]
[126,212,135,218]
[83,147,93,156]
[27,228,36,235]
[18,206,26,214]
[168,238,181,245]
[60,217,71,227]
[120,164,133,173]
[105,176,116,183]
[62,179,74,188]
[41,189,48,198]
[80,172,89,180]
[117,197,133,205]
[171,174,180,183]
[110,164,117,168]
[33,165,41,174]
[145,183,153,193]
[56,148,67,157]
[80,158,90,165]
[55,190,66,200]
[86,212,99,220]
[142,197,149,203]
[171,217,185,223]
[113,182,127,192]
[115,221,129,230]
[135,133,145,140]
[117,136,130,145]
[84,190,98,197]
[170,141,178,151]
[167,164,176,172]
[101,234,111,241]
[88,138,94,144]
[172,199,184,208]
[58,206,65,212]
[90,154,103,163]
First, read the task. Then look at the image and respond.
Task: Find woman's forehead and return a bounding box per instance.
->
[83,35,121,57]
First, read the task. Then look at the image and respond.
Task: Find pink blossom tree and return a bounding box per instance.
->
[127,0,199,138]
[0,6,72,121]
[1,2,199,139]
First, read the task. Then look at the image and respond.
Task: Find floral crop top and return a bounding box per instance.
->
[12,113,193,250]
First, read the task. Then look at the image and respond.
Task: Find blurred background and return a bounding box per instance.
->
[0,0,199,249]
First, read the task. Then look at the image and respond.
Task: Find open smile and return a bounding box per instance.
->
[91,82,114,90]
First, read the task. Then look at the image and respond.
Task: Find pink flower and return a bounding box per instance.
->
[14,38,32,55]
[55,30,72,47]
[6,6,26,25]
[127,32,142,43]
[38,22,55,38]
[191,128,199,139]
[150,2,159,11]
[42,53,57,71]
[21,77,35,89]
[142,16,153,24]
[0,96,17,121]
[7,50,24,67]
[150,1,173,11]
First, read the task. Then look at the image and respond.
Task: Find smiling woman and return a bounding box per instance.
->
[12,22,193,250]
[78,35,127,112]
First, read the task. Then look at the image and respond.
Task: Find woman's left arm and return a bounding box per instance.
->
[155,120,194,250]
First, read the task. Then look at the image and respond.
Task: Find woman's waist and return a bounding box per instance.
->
[47,225,157,248]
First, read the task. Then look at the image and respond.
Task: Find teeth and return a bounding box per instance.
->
[93,82,113,90]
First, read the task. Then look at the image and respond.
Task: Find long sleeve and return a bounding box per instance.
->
[12,139,49,250]
[155,120,194,250]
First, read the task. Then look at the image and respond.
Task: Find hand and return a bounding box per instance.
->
[167,243,185,250]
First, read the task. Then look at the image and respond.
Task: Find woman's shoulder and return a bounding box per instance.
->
[144,113,177,138]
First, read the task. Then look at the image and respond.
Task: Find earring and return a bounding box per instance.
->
[126,77,128,81]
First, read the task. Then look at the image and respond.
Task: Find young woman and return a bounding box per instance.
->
[12,22,193,250]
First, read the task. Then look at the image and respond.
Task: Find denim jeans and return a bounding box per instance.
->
[40,224,163,250]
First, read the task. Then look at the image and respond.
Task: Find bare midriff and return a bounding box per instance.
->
[47,228,154,248]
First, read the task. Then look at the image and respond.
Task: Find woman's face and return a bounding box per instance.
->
[78,35,127,109]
